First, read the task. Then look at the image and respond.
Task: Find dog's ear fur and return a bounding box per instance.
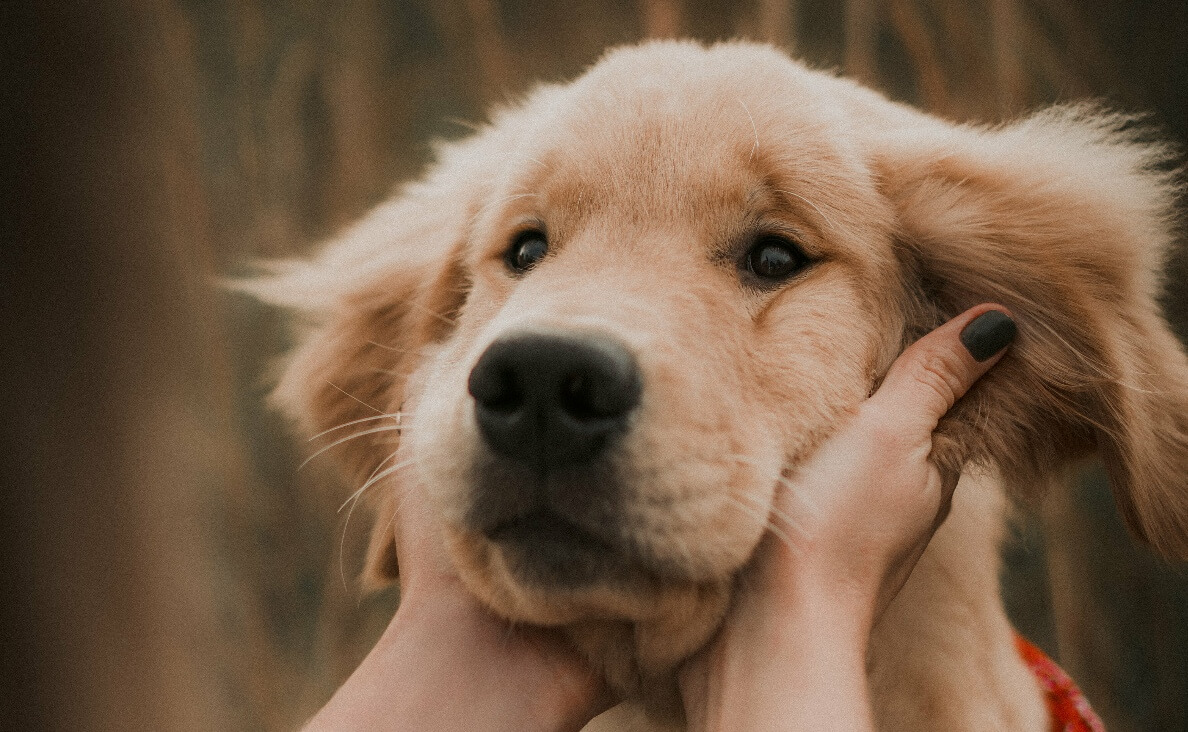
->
[873,106,1188,559]
[235,138,494,584]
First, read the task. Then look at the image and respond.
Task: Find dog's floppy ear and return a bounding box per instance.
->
[873,106,1188,559]
[237,140,492,584]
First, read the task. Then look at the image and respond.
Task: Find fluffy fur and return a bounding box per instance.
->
[245,41,1188,730]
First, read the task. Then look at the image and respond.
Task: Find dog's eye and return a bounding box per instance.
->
[744,235,810,281]
[506,230,549,273]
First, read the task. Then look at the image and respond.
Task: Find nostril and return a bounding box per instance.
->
[559,367,638,421]
[469,363,522,413]
[560,373,598,420]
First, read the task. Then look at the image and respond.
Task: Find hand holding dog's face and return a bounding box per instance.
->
[252,41,1188,696]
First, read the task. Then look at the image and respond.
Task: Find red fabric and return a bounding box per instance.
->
[1014,634,1106,732]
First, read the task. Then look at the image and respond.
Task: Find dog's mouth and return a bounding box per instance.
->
[482,508,640,588]
[486,508,613,551]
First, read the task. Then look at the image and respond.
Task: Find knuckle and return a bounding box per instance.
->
[913,350,966,410]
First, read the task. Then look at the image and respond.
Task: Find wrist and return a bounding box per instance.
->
[691,581,875,732]
[760,561,880,651]
[386,585,605,731]
[703,619,873,732]
[750,532,884,648]
[741,587,872,680]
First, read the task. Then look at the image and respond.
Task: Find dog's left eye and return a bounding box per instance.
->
[506,230,549,273]
[744,235,810,281]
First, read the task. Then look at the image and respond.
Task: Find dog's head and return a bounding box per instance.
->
[251,42,1188,684]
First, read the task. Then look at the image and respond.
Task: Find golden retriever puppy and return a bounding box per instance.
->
[248,41,1188,730]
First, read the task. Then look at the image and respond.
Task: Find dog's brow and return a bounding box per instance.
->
[773,189,838,232]
[737,99,759,161]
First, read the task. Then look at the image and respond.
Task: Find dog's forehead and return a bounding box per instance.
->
[478,46,879,239]
[504,96,838,240]
[464,44,894,283]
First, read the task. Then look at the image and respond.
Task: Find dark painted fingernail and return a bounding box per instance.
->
[960,310,1017,361]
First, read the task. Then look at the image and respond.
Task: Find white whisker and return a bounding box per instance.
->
[368,368,411,379]
[327,381,388,416]
[738,99,759,161]
[308,413,404,442]
[366,340,432,356]
[410,301,458,327]
[774,188,841,231]
[339,458,414,514]
[476,191,540,219]
[727,453,817,532]
[360,448,401,485]
[349,482,418,597]
[339,458,416,597]
[299,424,404,469]
[726,495,802,556]
[735,486,810,540]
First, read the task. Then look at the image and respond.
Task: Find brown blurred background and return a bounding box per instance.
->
[3,1,1186,730]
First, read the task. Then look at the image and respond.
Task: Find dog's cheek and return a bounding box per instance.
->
[611,350,775,571]
[754,284,892,464]
[406,355,481,527]
[625,431,781,581]
[442,524,554,622]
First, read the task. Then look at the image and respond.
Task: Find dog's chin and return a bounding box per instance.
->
[444,523,735,684]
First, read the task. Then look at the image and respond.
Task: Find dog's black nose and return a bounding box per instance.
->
[468,333,641,467]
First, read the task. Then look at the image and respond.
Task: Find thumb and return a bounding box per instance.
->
[869,304,1017,435]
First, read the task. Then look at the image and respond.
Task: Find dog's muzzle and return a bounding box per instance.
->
[465,332,643,584]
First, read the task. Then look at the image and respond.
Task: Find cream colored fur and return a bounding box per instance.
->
[245,41,1188,730]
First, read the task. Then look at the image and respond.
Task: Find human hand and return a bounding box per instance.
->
[681,304,1017,731]
[306,419,610,731]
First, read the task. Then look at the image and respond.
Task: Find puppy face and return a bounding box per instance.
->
[252,41,1188,685]
[405,52,917,675]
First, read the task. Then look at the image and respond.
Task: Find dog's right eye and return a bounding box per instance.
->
[506,230,549,273]
[743,235,811,282]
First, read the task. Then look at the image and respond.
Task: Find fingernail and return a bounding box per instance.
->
[960,310,1017,361]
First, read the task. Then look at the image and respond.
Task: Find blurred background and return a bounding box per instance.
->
[3,1,1186,729]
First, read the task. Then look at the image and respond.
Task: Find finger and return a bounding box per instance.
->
[869,304,1017,433]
